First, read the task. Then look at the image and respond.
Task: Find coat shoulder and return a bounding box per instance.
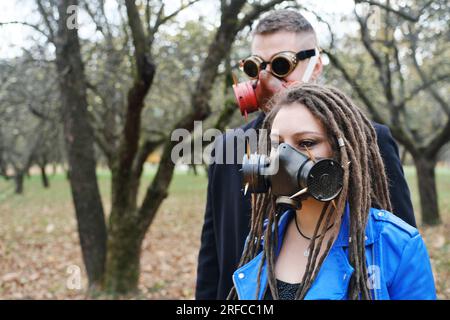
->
[372,122,390,135]
[370,208,419,244]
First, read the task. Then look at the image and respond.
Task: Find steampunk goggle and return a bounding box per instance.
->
[239,48,317,79]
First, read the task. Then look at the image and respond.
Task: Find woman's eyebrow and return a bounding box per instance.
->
[292,131,323,137]
[269,131,323,140]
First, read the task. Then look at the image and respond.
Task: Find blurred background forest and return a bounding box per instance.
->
[0,0,449,299]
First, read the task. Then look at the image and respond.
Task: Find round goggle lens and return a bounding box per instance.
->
[243,60,259,78]
[271,57,291,77]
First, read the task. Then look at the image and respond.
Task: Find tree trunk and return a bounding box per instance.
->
[65,166,71,180]
[104,211,143,294]
[40,164,49,188]
[189,164,198,176]
[15,171,24,194]
[55,0,107,288]
[412,155,441,225]
[400,147,408,166]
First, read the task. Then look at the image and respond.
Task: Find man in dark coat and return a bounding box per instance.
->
[195,10,415,300]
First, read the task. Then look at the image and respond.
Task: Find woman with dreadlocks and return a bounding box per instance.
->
[228,84,436,300]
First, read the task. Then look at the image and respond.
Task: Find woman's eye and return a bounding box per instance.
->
[298,140,316,149]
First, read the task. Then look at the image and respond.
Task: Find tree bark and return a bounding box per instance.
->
[412,154,441,225]
[55,0,107,288]
[14,171,24,194]
[40,164,49,188]
[104,211,143,294]
[400,147,408,166]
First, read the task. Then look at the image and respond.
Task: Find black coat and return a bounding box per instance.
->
[195,112,416,300]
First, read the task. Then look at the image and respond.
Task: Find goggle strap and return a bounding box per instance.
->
[296,49,316,61]
[301,48,320,83]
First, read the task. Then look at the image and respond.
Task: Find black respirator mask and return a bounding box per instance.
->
[242,143,344,209]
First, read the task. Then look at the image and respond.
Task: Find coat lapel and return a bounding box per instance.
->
[304,245,354,299]
[232,251,267,300]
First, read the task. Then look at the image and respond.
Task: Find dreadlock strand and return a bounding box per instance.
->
[295,202,331,299]
[264,204,279,300]
[296,203,335,299]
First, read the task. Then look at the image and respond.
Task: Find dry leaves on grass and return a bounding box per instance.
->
[0,193,204,299]
[420,221,450,300]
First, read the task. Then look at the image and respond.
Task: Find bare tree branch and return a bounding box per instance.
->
[147,0,201,46]
[355,0,432,22]
[157,0,201,28]
[409,30,450,116]
[145,0,152,37]
[131,136,166,183]
[323,51,375,120]
[404,73,450,103]
[27,103,53,121]
[355,8,386,88]
[427,119,450,157]
[237,0,288,31]
[83,1,112,40]
[36,0,56,43]
[0,21,51,41]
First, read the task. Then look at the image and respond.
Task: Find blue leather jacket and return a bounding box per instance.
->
[232,205,436,300]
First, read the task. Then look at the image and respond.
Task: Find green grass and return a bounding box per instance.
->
[403,166,450,225]
[0,166,207,214]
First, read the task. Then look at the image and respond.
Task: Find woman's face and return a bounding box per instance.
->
[270,102,333,159]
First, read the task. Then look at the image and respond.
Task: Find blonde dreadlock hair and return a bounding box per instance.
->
[227,83,392,300]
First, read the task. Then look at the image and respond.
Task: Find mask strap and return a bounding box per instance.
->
[301,47,320,83]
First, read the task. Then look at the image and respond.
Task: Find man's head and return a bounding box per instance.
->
[251,9,322,83]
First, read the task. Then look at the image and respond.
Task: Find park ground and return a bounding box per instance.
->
[0,166,449,299]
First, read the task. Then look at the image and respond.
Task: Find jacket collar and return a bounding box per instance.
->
[276,202,376,248]
[334,202,377,247]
